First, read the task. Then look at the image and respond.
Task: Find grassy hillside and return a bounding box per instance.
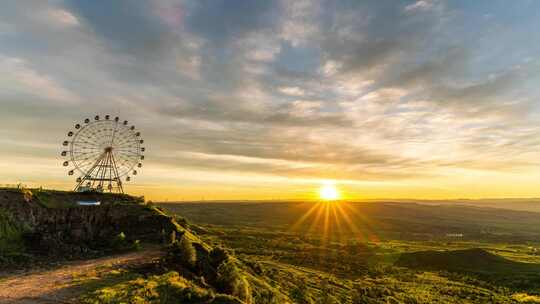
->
[396,248,540,293]
[4,193,540,303]
[0,189,293,303]
[160,201,540,303]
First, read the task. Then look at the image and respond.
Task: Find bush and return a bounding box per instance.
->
[82,271,216,304]
[109,232,140,252]
[170,235,197,269]
[290,282,314,304]
[21,188,33,203]
[0,209,27,256]
[210,247,229,267]
[216,260,252,303]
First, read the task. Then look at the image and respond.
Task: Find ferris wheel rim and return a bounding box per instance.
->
[65,117,144,178]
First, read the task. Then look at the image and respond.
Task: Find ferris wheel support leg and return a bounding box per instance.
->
[97,152,110,190]
[110,151,124,194]
[74,152,106,192]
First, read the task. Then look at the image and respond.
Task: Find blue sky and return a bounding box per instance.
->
[1,0,540,200]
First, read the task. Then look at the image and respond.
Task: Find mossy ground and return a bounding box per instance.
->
[0,208,31,264]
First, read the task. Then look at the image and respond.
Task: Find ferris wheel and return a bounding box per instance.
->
[61,115,145,193]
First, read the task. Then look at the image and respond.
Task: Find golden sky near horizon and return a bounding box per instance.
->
[2,1,540,201]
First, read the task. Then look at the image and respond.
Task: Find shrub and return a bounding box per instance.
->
[216,260,252,303]
[0,209,27,256]
[21,188,33,203]
[210,246,229,267]
[290,282,314,304]
[82,271,216,304]
[110,232,139,252]
[170,235,197,269]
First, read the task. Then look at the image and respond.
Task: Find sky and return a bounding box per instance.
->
[1,0,540,201]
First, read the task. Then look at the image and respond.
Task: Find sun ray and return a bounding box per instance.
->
[330,203,343,244]
[335,203,366,242]
[323,202,330,243]
[307,203,325,236]
[340,202,379,241]
[289,202,322,232]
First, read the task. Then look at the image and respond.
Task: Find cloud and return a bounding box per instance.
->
[46,9,79,26]
[1,0,540,197]
[404,0,435,12]
[278,86,305,96]
[0,56,79,103]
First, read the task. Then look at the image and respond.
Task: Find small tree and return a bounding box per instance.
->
[172,235,197,268]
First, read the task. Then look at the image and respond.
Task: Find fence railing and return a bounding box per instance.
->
[0,183,28,189]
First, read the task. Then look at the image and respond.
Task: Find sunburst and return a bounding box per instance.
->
[288,183,379,245]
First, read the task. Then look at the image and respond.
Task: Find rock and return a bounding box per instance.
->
[0,189,181,257]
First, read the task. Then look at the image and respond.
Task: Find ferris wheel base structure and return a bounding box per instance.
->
[61,115,145,194]
[74,147,125,193]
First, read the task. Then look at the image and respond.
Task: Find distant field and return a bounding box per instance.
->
[159,201,540,242]
[395,198,540,213]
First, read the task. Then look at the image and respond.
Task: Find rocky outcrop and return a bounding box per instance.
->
[0,189,181,256]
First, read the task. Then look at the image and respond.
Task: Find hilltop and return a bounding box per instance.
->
[396,248,540,292]
[0,188,177,262]
[0,188,290,303]
[395,248,537,273]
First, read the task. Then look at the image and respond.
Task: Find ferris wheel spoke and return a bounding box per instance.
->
[113,140,139,149]
[115,152,139,162]
[114,148,136,155]
[72,149,101,158]
[114,128,136,140]
[116,161,137,171]
[73,158,101,172]
[73,155,101,163]
[113,137,137,148]
[114,157,136,169]
[72,146,102,153]
[114,147,138,154]
[73,140,102,150]
[113,150,140,155]
[110,121,119,146]
[72,147,102,154]
[72,141,101,148]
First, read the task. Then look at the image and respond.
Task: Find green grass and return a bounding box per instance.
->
[80,271,231,304]
[158,202,540,303]
[6,194,540,303]
[397,248,540,287]
[0,208,29,263]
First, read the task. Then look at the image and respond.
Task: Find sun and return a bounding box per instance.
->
[319,182,341,201]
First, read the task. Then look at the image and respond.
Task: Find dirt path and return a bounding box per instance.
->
[0,249,164,304]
